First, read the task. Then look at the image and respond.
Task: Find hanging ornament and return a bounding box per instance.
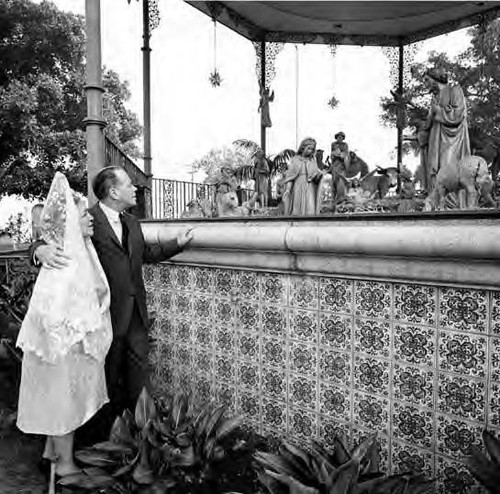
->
[209,20,222,87]
[327,96,339,110]
[327,44,339,110]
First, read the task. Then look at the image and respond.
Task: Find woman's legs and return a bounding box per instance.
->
[51,432,80,476]
[43,436,55,460]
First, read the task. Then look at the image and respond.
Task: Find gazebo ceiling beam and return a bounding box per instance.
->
[187,1,500,47]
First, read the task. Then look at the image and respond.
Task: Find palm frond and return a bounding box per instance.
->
[271,148,296,176]
[234,164,255,183]
[233,139,261,158]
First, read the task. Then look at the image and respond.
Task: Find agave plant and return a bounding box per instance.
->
[254,434,434,494]
[465,429,500,493]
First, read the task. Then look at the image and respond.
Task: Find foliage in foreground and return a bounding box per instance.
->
[60,388,259,493]
[253,433,434,494]
[466,429,500,494]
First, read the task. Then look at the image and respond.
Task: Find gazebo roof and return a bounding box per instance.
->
[186,1,500,46]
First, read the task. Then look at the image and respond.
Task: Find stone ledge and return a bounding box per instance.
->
[141,218,500,289]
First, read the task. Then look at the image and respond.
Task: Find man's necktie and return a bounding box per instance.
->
[120,213,129,253]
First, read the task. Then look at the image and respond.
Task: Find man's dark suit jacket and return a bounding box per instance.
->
[30,203,181,336]
[88,204,180,336]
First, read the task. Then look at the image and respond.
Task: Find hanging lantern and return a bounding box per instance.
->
[209,19,222,87]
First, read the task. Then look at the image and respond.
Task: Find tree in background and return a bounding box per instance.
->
[0,0,142,199]
[381,19,500,172]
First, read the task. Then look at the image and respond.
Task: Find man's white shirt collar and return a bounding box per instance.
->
[99,202,121,224]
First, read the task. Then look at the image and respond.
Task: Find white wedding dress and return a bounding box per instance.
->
[16,173,112,436]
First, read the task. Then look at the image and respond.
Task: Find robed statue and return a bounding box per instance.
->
[259,82,274,128]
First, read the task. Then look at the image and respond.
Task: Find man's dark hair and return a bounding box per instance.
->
[93,166,122,200]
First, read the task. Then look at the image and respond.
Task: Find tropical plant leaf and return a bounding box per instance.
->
[135,387,157,430]
[277,442,316,484]
[327,458,360,493]
[112,462,135,478]
[57,469,117,489]
[205,404,227,439]
[109,416,135,445]
[132,462,155,485]
[264,469,319,494]
[93,440,133,454]
[171,444,197,467]
[483,429,500,465]
[75,448,119,467]
[215,415,244,441]
[271,149,295,175]
[330,437,351,466]
[233,139,260,154]
[257,470,286,494]
[255,451,304,479]
[465,446,500,493]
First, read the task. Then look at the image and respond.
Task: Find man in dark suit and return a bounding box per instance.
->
[32,166,193,425]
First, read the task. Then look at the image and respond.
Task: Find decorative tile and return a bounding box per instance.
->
[158,290,172,312]
[439,287,488,333]
[173,292,191,318]
[318,416,351,448]
[215,326,235,353]
[214,299,234,325]
[237,361,260,389]
[319,382,350,422]
[289,373,317,411]
[319,277,353,314]
[177,369,193,394]
[237,332,260,361]
[354,318,391,358]
[176,344,193,368]
[319,313,352,350]
[215,354,235,383]
[260,273,288,305]
[437,373,486,422]
[392,402,434,449]
[194,349,214,376]
[491,290,500,334]
[143,264,157,287]
[318,348,351,386]
[174,319,192,344]
[393,363,434,408]
[391,440,434,477]
[214,268,234,298]
[236,271,260,299]
[174,265,193,291]
[394,283,437,326]
[262,367,287,401]
[289,408,317,440]
[436,455,477,494]
[354,280,392,320]
[192,295,212,321]
[261,398,287,432]
[351,428,390,472]
[261,335,286,368]
[192,267,213,293]
[289,309,318,344]
[489,338,500,382]
[157,264,172,288]
[489,381,500,428]
[394,323,436,368]
[194,322,213,349]
[236,301,260,333]
[438,330,487,378]
[262,305,288,337]
[290,275,319,310]
[151,315,175,341]
[353,356,390,397]
[353,391,390,434]
[216,383,236,412]
[436,414,483,459]
[146,288,161,312]
[289,342,317,375]
[193,376,214,404]
[237,390,260,421]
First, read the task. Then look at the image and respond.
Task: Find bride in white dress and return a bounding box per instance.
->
[16,172,112,482]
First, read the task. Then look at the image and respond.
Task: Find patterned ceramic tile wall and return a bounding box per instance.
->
[144,263,500,493]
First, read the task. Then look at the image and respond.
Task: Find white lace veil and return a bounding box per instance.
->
[17,172,112,363]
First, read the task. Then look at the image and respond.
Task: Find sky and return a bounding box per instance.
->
[0,0,473,228]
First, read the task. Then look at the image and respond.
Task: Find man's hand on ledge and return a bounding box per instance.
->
[35,244,70,269]
[177,227,194,249]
